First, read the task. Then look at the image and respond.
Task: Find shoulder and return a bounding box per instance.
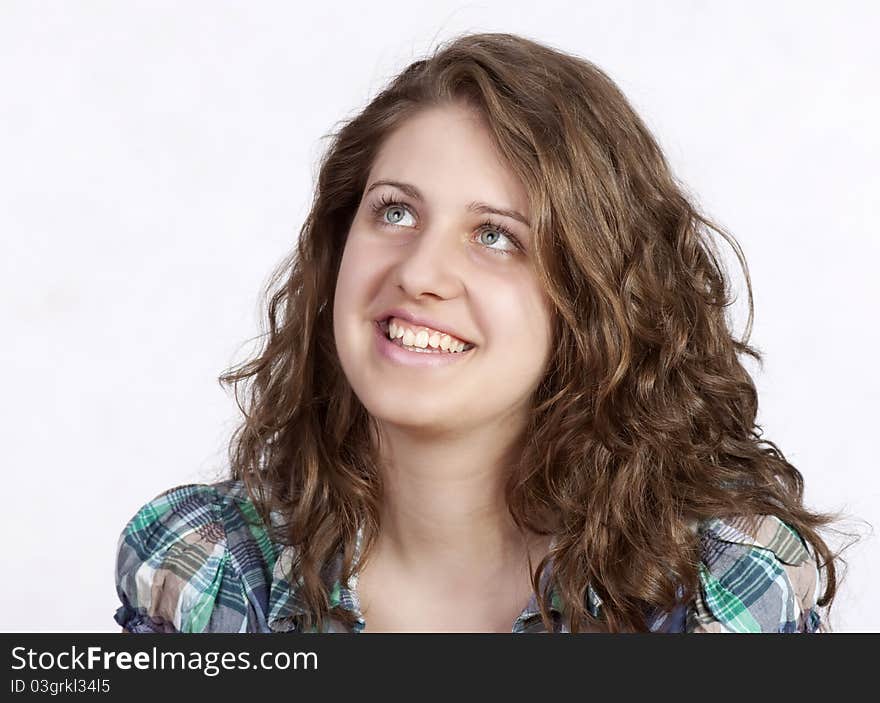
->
[114,480,279,633]
[687,513,824,633]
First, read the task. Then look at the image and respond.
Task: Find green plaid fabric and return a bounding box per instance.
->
[114,480,823,633]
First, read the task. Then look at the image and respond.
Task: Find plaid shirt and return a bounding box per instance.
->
[114,480,823,633]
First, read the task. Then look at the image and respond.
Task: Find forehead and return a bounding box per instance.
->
[366,104,529,217]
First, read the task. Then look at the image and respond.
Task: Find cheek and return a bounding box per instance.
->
[487,280,551,343]
[334,234,373,316]
[332,255,352,331]
[494,292,554,376]
[332,245,367,360]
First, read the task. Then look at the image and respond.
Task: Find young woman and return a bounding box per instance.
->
[114,32,844,633]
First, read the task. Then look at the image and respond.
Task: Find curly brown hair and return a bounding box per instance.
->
[219,32,853,632]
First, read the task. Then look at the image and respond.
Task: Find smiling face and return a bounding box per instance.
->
[332,102,554,436]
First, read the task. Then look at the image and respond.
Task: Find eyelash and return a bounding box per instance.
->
[368,194,524,257]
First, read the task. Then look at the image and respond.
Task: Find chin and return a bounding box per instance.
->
[362,394,457,431]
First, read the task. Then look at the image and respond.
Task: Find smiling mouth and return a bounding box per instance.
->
[376,318,476,353]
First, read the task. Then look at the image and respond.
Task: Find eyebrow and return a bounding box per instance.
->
[365,179,531,228]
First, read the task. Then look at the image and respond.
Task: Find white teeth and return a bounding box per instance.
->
[386,319,469,353]
[388,322,404,340]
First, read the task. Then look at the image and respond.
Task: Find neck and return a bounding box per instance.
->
[368,414,548,579]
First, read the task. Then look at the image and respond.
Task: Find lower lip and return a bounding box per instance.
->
[373,321,476,368]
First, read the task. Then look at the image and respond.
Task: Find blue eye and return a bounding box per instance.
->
[369,194,523,258]
[387,206,412,226]
[476,227,519,255]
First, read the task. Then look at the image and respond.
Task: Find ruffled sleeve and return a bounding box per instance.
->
[114,483,251,633]
[687,514,823,633]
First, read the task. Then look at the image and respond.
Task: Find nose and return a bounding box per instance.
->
[392,221,465,300]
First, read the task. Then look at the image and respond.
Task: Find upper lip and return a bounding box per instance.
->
[374,307,475,345]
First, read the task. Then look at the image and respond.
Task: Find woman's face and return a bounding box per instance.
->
[333,102,553,436]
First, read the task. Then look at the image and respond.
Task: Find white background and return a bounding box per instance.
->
[1,1,876,632]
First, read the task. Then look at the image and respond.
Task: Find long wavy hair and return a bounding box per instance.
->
[219,32,853,632]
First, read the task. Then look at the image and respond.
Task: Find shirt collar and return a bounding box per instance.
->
[267,527,604,633]
[267,524,366,633]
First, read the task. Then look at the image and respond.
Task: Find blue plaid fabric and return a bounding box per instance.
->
[114,480,823,633]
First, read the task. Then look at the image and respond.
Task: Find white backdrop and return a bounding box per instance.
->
[1,1,876,632]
